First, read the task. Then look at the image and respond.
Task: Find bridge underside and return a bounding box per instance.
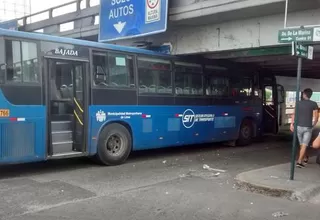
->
[201,44,320,80]
[199,44,320,126]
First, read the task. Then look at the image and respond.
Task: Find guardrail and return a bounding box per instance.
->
[17,0,100,33]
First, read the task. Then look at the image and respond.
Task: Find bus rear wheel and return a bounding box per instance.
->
[236,119,253,146]
[96,123,132,165]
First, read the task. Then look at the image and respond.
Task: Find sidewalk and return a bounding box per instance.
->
[235,158,320,203]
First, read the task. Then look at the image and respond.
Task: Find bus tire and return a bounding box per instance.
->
[96,123,132,165]
[236,119,253,146]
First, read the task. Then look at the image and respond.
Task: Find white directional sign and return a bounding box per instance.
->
[307,45,314,60]
[99,0,168,42]
[291,42,314,60]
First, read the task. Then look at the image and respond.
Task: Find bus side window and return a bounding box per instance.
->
[108,53,134,88]
[137,57,172,94]
[0,64,5,84]
[0,38,5,83]
[254,88,262,99]
[264,85,274,105]
[5,40,39,83]
[92,51,108,87]
[174,63,203,96]
[205,75,229,97]
[230,76,253,97]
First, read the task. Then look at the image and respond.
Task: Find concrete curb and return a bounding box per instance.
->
[235,174,293,199]
[235,173,320,202]
[290,184,320,202]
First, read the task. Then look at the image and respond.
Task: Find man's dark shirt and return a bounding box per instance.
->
[296,99,318,127]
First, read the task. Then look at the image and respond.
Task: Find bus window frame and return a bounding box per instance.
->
[228,72,255,99]
[3,37,42,86]
[0,37,5,84]
[136,55,174,97]
[91,48,137,91]
[173,61,204,97]
[204,65,230,98]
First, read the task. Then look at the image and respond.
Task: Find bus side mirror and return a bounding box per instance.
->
[277,84,285,104]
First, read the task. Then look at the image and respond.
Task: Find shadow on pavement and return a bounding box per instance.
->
[0,136,291,180]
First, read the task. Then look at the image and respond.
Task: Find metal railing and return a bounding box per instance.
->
[17,0,100,33]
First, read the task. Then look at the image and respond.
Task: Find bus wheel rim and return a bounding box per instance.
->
[242,126,250,138]
[106,134,124,156]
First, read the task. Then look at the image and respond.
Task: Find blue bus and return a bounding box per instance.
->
[0,28,284,165]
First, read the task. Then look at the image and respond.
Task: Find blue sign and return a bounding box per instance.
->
[0,20,18,30]
[99,0,168,42]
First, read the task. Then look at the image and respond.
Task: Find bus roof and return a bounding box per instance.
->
[0,28,173,58]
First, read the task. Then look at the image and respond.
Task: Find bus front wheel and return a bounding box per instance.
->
[236,119,253,146]
[96,123,132,165]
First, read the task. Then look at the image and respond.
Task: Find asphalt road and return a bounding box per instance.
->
[1,135,319,220]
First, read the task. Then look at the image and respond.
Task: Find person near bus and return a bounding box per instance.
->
[290,88,319,168]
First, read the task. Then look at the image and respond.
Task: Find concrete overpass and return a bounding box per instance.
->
[16,0,320,52]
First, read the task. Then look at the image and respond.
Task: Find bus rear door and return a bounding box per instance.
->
[261,76,285,134]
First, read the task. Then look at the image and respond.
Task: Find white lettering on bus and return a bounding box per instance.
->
[54,48,79,56]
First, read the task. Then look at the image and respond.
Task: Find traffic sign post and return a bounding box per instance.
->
[280,27,315,180]
[99,0,168,42]
[289,56,302,181]
[291,42,314,60]
[278,26,320,43]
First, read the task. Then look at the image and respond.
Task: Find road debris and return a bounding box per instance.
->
[272,212,289,218]
[203,164,226,173]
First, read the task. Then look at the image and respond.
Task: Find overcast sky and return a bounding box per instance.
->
[30,0,74,13]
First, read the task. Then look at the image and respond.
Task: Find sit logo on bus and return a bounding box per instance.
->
[182,109,196,129]
[181,109,215,129]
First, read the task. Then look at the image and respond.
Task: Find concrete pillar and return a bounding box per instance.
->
[49,9,53,18]
[76,0,81,11]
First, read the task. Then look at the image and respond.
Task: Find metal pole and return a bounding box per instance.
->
[284,0,289,28]
[290,57,302,180]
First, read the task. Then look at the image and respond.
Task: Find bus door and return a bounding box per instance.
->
[261,77,284,134]
[263,84,278,133]
[45,58,88,157]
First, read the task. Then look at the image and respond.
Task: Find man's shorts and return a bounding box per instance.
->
[297,126,312,146]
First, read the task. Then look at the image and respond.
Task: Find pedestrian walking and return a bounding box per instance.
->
[290,88,319,168]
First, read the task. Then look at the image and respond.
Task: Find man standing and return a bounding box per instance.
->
[290,88,319,168]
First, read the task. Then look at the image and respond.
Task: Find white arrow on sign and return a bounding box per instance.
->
[113,21,126,34]
[281,37,293,41]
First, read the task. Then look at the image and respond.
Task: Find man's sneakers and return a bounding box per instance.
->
[304,156,309,164]
[296,163,305,168]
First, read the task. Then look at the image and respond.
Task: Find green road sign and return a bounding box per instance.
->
[291,42,313,60]
[278,27,320,43]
